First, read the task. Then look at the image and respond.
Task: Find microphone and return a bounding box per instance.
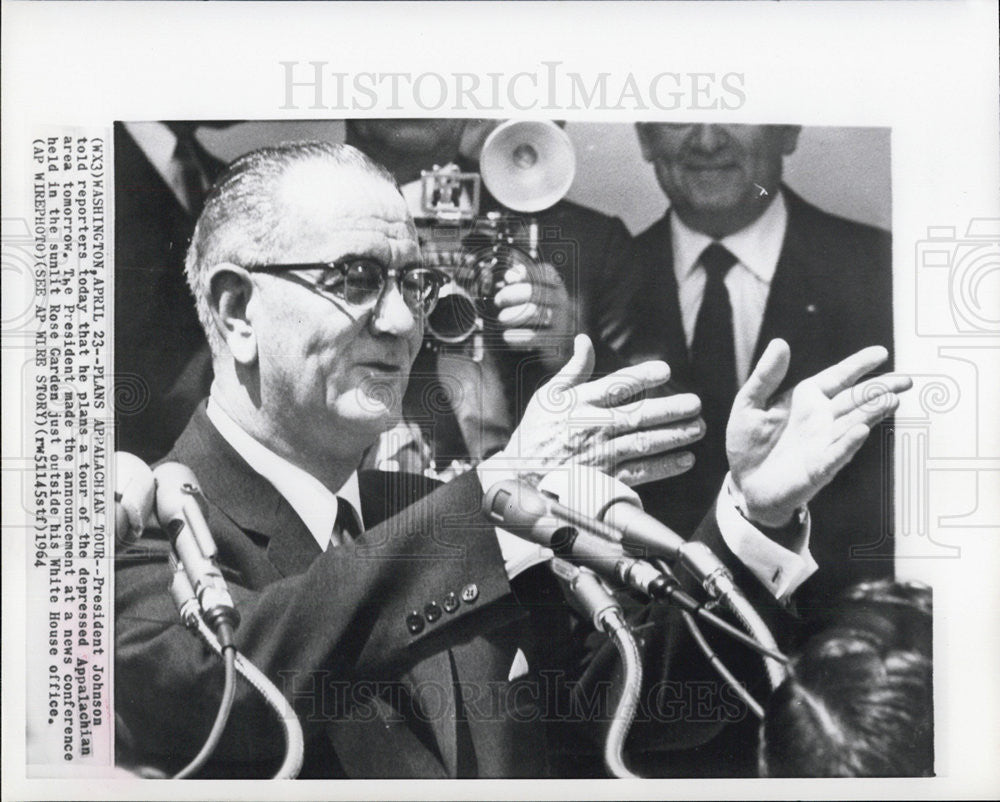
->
[484,479,789,665]
[114,452,155,550]
[539,467,736,600]
[153,462,240,640]
[549,558,622,632]
[540,469,789,685]
[483,479,694,606]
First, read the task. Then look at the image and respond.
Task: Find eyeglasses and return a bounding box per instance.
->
[244,258,448,315]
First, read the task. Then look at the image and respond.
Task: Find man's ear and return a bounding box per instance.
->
[208,264,258,366]
[779,126,802,156]
[635,123,655,162]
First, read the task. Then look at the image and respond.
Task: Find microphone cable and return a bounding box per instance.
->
[719,588,786,690]
[171,560,305,779]
[600,607,642,779]
[550,559,642,778]
[650,558,766,720]
[679,610,764,720]
[173,632,237,780]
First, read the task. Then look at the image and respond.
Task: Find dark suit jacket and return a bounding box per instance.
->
[115,405,793,778]
[115,403,542,778]
[114,123,223,464]
[596,189,894,613]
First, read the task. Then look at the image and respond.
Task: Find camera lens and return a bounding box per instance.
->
[426,287,480,344]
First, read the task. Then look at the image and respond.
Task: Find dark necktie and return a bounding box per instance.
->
[173,128,210,217]
[689,242,739,486]
[329,496,362,548]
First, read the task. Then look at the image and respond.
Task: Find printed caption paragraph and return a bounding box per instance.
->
[26,131,113,774]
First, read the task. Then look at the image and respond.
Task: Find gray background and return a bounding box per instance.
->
[198,121,892,235]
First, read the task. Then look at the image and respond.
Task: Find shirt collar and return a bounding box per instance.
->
[670,190,788,284]
[123,121,178,179]
[205,394,363,551]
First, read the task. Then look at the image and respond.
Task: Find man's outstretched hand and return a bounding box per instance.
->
[727,339,912,528]
[504,334,704,487]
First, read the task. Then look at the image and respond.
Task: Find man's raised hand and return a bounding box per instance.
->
[504,334,704,486]
[727,339,912,528]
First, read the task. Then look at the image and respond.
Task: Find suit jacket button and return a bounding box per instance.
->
[460,583,479,604]
[424,601,442,623]
[442,592,460,613]
[406,611,425,635]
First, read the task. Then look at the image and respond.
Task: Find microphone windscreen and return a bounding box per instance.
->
[539,466,641,522]
[152,462,209,530]
[114,452,155,549]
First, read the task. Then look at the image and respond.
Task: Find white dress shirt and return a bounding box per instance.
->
[207,397,363,552]
[671,191,788,384]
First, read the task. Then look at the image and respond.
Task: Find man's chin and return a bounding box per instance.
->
[339,389,403,430]
[686,180,748,210]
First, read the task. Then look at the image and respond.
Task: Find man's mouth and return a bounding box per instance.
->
[684,162,739,173]
[358,360,404,373]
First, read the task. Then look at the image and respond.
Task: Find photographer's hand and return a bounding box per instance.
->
[493,260,574,369]
[502,335,705,486]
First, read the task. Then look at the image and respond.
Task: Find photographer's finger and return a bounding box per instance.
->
[494,279,562,311]
[498,302,549,328]
[502,262,529,285]
[613,451,696,487]
[580,362,672,407]
[503,261,561,286]
[493,282,534,309]
[502,328,542,349]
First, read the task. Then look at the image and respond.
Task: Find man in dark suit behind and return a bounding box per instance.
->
[114,140,908,778]
[114,121,226,464]
[596,124,894,613]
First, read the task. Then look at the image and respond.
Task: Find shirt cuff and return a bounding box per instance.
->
[716,473,818,600]
[476,457,554,578]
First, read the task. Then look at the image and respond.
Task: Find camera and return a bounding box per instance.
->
[411,120,577,358]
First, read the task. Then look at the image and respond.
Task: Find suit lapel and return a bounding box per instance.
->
[630,215,693,388]
[170,405,321,578]
[753,189,829,390]
[172,412,467,774]
[358,469,439,528]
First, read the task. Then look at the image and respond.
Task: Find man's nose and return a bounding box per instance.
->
[369,284,418,337]
[688,124,727,152]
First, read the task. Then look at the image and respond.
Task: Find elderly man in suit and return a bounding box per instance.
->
[596,123,894,613]
[114,140,908,779]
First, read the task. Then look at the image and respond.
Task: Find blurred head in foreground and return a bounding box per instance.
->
[760,580,933,777]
